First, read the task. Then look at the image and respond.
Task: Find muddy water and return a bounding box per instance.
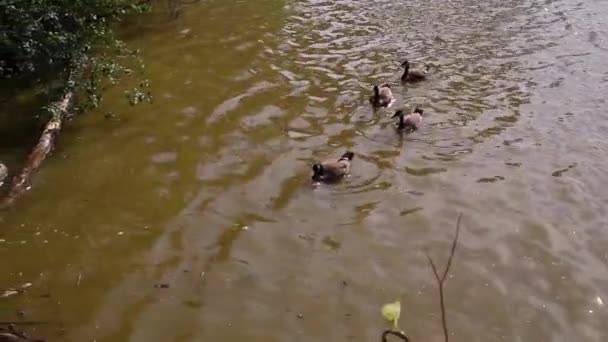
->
[2,0,608,340]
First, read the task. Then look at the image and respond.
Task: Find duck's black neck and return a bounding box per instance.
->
[312,165,324,181]
[401,64,410,79]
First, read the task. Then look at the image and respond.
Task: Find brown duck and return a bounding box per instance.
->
[369,84,394,108]
[393,107,424,132]
[312,151,354,183]
[401,60,430,83]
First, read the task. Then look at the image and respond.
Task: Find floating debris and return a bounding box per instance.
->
[400,207,423,216]
[321,236,341,251]
[477,176,505,183]
[0,290,19,298]
[381,301,401,329]
[1,283,32,298]
[552,163,577,177]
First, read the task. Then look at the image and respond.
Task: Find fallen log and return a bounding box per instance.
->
[0,62,81,209]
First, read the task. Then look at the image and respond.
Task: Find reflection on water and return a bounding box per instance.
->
[2,0,608,341]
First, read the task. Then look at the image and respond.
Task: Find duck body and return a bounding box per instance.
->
[393,108,424,132]
[401,60,430,83]
[369,84,394,108]
[312,151,354,183]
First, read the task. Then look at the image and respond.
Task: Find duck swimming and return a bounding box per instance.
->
[369,84,394,108]
[393,107,424,132]
[401,60,430,83]
[312,151,354,183]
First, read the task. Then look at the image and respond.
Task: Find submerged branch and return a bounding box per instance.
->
[425,213,462,342]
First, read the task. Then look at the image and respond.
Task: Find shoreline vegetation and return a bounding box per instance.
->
[0,0,206,207]
[0,0,179,207]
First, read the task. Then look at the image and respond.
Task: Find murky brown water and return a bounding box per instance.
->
[2,0,608,340]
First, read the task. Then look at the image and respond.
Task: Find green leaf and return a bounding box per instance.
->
[381,300,401,329]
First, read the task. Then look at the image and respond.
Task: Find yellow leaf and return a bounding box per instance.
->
[381,300,401,329]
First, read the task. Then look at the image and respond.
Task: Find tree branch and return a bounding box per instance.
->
[441,213,462,282]
[425,213,463,342]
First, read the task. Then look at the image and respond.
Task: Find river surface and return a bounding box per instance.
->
[2,0,608,341]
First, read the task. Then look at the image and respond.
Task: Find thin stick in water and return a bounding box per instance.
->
[425,213,462,342]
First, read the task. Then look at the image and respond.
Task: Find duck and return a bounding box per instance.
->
[401,60,430,83]
[369,84,394,108]
[393,107,424,132]
[312,151,354,183]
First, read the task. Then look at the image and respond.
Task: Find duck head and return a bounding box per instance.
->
[340,151,355,161]
[312,163,324,181]
[413,107,424,115]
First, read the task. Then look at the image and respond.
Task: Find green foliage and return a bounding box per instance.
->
[0,0,152,117]
[0,0,149,78]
